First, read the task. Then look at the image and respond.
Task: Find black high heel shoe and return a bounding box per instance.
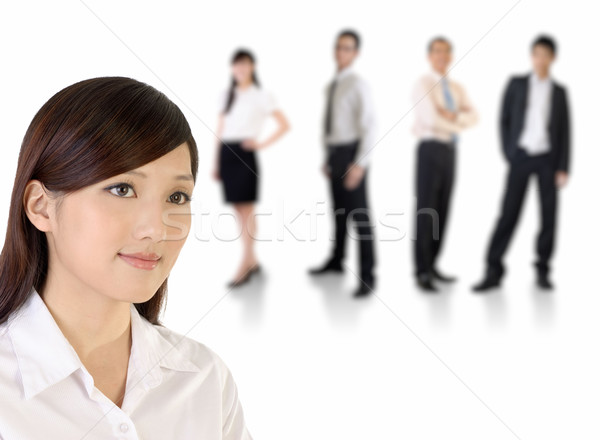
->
[250,265,261,275]
[227,264,261,288]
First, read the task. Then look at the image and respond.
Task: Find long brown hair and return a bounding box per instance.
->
[0,77,198,325]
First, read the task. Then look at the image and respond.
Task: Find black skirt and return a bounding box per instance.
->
[219,142,259,203]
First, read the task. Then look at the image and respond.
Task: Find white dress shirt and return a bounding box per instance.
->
[411,71,478,143]
[0,288,252,440]
[220,84,278,142]
[323,66,377,167]
[518,72,553,155]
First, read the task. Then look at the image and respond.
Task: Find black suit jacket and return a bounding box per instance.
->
[500,74,570,172]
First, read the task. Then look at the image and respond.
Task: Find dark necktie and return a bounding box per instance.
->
[324,79,337,135]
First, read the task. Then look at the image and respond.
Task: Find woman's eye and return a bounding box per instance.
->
[169,192,191,205]
[108,184,135,198]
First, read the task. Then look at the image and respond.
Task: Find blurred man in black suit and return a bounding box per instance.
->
[474,35,570,292]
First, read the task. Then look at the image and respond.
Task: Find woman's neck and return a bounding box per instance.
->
[236,80,253,90]
[41,262,133,407]
[40,262,132,360]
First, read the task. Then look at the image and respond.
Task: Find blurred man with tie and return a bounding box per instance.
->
[309,29,377,298]
[473,35,570,292]
[412,36,478,292]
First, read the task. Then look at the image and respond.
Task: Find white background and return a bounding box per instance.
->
[1,1,598,438]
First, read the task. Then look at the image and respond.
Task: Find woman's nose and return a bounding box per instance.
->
[132,201,168,243]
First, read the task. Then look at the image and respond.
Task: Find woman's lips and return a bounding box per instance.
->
[118,252,161,270]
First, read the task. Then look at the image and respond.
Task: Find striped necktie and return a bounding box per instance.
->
[441,77,457,143]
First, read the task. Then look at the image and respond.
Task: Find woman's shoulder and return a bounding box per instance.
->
[0,320,13,355]
[151,322,229,374]
[253,86,278,111]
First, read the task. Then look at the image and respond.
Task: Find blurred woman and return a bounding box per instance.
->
[214,49,290,287]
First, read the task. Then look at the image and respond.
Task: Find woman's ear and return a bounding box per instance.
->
[23,180,53,232]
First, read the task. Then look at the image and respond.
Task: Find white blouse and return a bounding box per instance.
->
[0,288,252,440]
[219,84,278,142]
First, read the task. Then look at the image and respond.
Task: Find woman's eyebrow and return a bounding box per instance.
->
[125,170,193,181]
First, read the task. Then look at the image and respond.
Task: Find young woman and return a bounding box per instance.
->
[214,49,290,287]
[0,77,252,439]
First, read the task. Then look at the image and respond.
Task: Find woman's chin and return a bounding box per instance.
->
[105,288,160,306]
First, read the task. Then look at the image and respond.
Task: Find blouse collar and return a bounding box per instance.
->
[6,288,201,400]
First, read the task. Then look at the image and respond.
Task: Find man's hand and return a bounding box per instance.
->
[322,163,331,178]
[555,171,568,188]
[436,106,457,121]
[343,163,365,190]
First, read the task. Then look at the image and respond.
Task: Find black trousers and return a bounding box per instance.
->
[327,141,375,283]
[414,140,456,276]
[485,148,557,279]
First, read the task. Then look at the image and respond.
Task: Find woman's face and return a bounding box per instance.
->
[232,58,254,85]
[44,143,194,304]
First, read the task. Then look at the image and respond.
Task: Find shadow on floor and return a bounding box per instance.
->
[228,270,268,326]
[309,273,372,326]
